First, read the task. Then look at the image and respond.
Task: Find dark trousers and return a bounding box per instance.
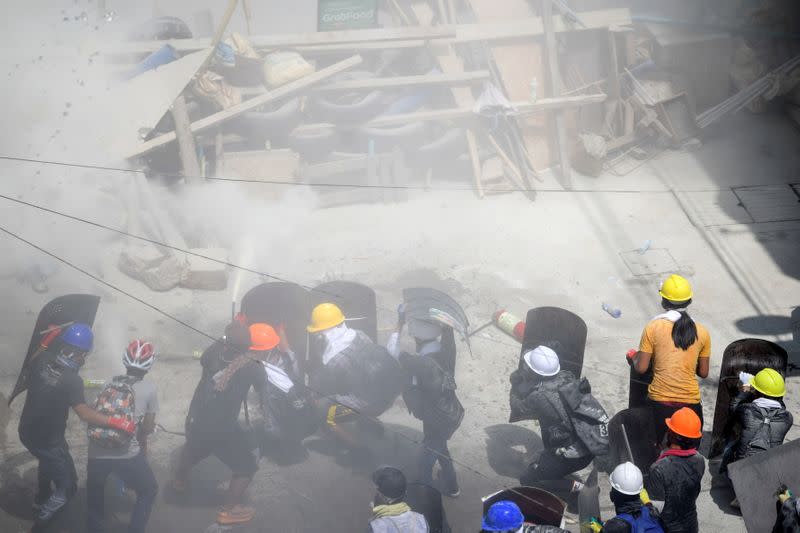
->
[520,449,593,492]
[25,441,78,531]
[647,399,703,445]
[86,453,158,533]
[420,425,458,494]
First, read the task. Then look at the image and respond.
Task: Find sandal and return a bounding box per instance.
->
[217,505,255,525]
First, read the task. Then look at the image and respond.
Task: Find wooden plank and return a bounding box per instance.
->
[107,26,456,55]
[607,30,623,136]
[542,0,571,185]
[294,94,606,131]
[314,71,490,92]
[126,55,362,159]
[171,95,202,183]
[466,130,484,198]
[453,9,631,42]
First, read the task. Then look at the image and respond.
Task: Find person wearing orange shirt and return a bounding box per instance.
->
[629,275,711,444]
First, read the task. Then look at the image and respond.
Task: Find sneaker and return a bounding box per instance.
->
[442,488,460,498]
[36,493,68,522]
[217,505,255,525]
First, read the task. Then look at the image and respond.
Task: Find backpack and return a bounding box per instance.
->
[558,378,610,456]
[618,505,664,533]
[88,376,139,448]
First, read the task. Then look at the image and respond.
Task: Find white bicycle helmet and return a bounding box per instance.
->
[123,339,156,372]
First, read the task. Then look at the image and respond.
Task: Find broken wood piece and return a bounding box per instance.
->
[487,134,530,191]
[542,0,572,187]
[126,55,362,158]
[466,130,484,198]
[171,95,202,184]
[107,26,456,55]
[623,100,635,135]
[294,94,606,132]
[314,71,490,92]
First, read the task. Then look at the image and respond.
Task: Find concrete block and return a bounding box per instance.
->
[180,248,228,290]
[118,245,186,292]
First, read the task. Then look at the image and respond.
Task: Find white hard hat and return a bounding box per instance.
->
[609,461,643,495]
[523,345,560,376]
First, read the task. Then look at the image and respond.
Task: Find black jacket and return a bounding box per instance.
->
[729,392,793,462]
[647,453,705,533]
[773,496,800,533]
[509,368,589,457]
[310,331,403,416]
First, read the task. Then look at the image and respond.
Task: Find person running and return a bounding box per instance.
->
[18,324,136,532]
[647,408,705,533]
[172,321,271,525]
[86,340,159,533]
[589,462,663,533]
[367,466,429,533]
[629,274,711,444]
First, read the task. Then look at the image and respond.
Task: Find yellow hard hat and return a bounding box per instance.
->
[659,274,693,303]
[307,303,346,333]
[751,368,786,398]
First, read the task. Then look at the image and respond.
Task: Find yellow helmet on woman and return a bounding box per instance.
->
[659,274,693,303]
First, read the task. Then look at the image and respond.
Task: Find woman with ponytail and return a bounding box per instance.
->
[629,275,712,444]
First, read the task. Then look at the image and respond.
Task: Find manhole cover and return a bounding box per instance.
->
[733,185,800,223]
[620,248,680,277]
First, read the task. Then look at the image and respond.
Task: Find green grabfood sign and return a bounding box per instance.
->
[318,0,378,31]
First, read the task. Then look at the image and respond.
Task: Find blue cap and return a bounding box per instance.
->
[60,323,94,351]
[482,500,524,531]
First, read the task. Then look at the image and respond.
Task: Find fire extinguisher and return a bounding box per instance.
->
[493,310,525,342]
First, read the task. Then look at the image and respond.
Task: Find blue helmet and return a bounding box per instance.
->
[482,500,524,532]
[60,323,94,352]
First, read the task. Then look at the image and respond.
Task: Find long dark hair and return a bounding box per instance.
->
[662,298,697,350]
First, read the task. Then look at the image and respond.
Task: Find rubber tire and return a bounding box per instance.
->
[306,71,386,125]
[227,98,303,145]
[352,121,429,153]
[287,125,340,163]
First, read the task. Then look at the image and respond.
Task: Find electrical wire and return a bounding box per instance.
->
[0,154,742,195]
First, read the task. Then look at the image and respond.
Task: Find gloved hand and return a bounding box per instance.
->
[777,485,794,503]
[626,349,638,366]
[108,416,137,435]
[588,517,603,532]
[397,303,406,327]
[640,488,651,504]
[40,324,63,349]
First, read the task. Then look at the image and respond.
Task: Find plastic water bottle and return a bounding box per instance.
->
[602,302,622,319]
[637,239,652,255]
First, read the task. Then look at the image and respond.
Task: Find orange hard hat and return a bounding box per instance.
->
[249,323,280,351]
[665,407,702,439]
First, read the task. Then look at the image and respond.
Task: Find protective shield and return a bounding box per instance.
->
[628,365,653,409]
[519,307,587,377]
[729,437,800,533]
[402,287,469,339]
[608,408,659,473]
[482,486,566,527]
[578,468,600,533]
[240,282,311,353]
[9,294,101,405]
[709,338,788,457]
[406,483,450,533]
[312,281,378,342]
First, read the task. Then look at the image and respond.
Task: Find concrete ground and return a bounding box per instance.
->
[1,109,799,533]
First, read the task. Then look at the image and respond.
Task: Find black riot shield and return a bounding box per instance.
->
[628,365,653,409]
[240,282,311,372]
[578,468,601,533]
[709,338,788,458]
[312,281,378,342]
[519,307,587,377]
[406,483,450,533]
[9,294,101,405]
[482,486,566,527]
[729,437,800,533]
[402,287,469,339]
[608,408,659,473]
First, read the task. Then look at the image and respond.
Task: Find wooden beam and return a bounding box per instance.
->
[125,55,362,159]
[313,71,490,92]
[466,130,484,198]
[171,95,202,183]
[106,26,456,55]
[607,29,623,136]
[542,0,572,186]
[453,9,631,43]
[295,94,606,131]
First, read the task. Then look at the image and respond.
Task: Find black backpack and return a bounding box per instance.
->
[558,378,610,457]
